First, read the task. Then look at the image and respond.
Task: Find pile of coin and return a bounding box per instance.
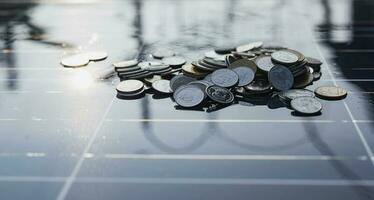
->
[113,42,347,115]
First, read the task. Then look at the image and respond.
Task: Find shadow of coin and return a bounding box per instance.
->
[206,103,232,113]
[291,111,322,117]
[267,96,287,109]
[152,93,172,99]
[116,93,145,100]
[174,105,205,112]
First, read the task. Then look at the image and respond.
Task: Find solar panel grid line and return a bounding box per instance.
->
[304,17,374,167]
[1,176,374,186]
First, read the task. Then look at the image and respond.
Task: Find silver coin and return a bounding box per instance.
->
[144,75,162,84]
[232,67,255,87]
[116,80,144,94]
[205,50,226,61]
[206,85,234,104]
[152,79,173,94]
[255,56,275,72]
[173,85,205,107]
[61,54,90,67]
[279,89,315,102]
[170,74,196,92]
[315,86,347,100]
[85,51,108,61]
[271,50,299,65]
[268,65,294,91]
[162,56,186,67]
[152,48,175,59]
[113,60,139,68]
[211,69,239,88]
[138,61,163,68]
[291,97,322,114]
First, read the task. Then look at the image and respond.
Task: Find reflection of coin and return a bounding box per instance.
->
[291,97,322,114]
[315,86,347,100]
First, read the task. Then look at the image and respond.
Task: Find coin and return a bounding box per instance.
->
[225,55,238,66]
[61,54,90,67]
[152,79,173,94]
[291,97,322,114]
[170,74,196,92]
[113,59,139,68]
[173,85,205,107]
[206,85,234,104]
[228,59,257,73]
[215,46,236,54]
[144,75,162,85]
[203,58,227,68]
[236,43,254,53]
[292,70,314,89]
[182,64,208,77]
[117,69,147,77]
[85,51,108,61]
[115,66,141,73]
[211,69,239,88]
[138,61,163,68]
[279,89,315,102]
[313,71,322,81]
[192,61,215,72]
[271,50,299,65]
[315,86,347,100]
[142,64,170,72]
[162,56,187,67]
[116,80,144,94]
[268,65,294,91]
[188,80,212,95]
[152,48,175,59]
[255,55,275,72]
[305,56,322,67]
[232,67,255,87]
[244,79,272,94]
[205,51,226,61]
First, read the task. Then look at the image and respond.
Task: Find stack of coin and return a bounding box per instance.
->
[116,79,145,98]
